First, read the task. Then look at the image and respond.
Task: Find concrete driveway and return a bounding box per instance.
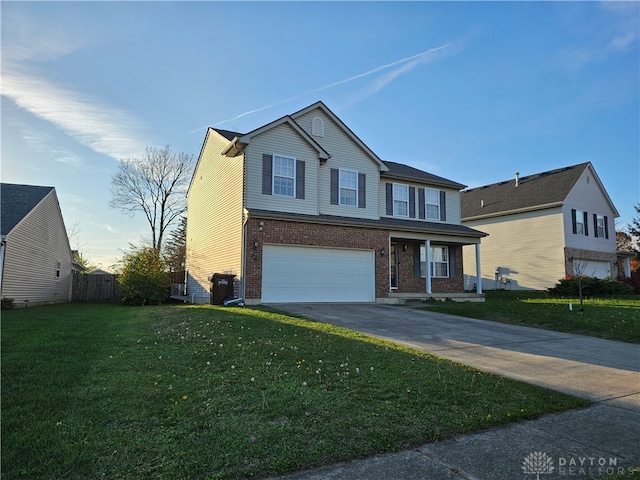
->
[269,303,640,411]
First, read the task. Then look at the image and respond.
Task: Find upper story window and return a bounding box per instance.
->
[273,155,296,197]
[594,214,609,239]
[571,209,588,236]
[311,117,324,137]
[424,188,440,220]
[393,184,409,217]
[339,169,358,207]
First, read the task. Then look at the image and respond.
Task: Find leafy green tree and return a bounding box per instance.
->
[117,247,170,305]
[163,216,187,272]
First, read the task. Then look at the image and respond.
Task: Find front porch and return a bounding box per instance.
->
[381,291,486,304]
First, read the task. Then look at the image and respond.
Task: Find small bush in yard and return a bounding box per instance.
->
[117,247,170,305]
[1,297,15,310]
[547,276,634,297]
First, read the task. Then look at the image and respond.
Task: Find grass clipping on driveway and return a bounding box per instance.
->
[2,304,588,479]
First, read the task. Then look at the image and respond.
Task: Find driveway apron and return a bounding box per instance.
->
[268,303,640,480]
[269,303,640,410]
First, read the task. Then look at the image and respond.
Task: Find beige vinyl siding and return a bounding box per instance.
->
[379,182,462,224]
[296,110,380,219]
[186,130,244,298]
[463,208,565,291]
[2,191,72,305]
[244,123,319,215]
[563,167,617,253]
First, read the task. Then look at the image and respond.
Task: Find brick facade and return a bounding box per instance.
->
[244,218,465,300]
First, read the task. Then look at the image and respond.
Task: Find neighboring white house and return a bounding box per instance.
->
[1,183,74,306]
[460,163,620,291]
[186,101,487,304]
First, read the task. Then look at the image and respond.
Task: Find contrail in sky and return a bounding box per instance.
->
[189,43,452,134]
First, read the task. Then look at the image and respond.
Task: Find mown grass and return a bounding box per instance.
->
[424,291,640,343]
[2,303,589,479]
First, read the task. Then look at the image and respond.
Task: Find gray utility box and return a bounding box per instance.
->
[207,273,236,305]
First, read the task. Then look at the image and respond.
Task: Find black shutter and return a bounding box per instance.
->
[604,216,609,239]
[296,160,305,199]
[418,188,425,219]
[449,247,456,278]
[571,209,577,234]
[330,169,339,205]
[262,154,273,195]
[440,191,447,221]
[414,244,421,277]
[593,213,598,238]
[386,183,393,215]
[409,186,416,218]
[358,173,366,208]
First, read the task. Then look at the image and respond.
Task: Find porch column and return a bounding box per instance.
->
[475,243,483,294]
[425,239,431,294]
[624,257,631,278]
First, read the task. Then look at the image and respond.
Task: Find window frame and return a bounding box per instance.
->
[338,168,358,207]
[393,183,409,217]
[419,245,449,278]
[575,210,585,235]
[596,214,606,238]
[272,154,296,198]
[424,188,440,220]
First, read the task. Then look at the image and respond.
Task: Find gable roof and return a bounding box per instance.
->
[1,183,54,236]
[383,161,467,190]
[222,114,331,161]
[290,101,389,172]
[461,162,618,221]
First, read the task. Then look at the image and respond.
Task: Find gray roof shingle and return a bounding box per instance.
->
[1,183,54,236]
[382,161,467,189]
[461,163,590,220]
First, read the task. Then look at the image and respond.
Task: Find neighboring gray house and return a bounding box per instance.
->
[186,101,486,304]
[461,163,620,291]
[1,183,73,306]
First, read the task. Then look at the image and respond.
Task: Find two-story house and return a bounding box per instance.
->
[460,163,620,291]
[186,101,486,304]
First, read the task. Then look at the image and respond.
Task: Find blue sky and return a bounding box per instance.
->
[2,1,638,270]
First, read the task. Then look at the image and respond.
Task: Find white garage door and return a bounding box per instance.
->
[581,260,611,279]
[262,245,375,303]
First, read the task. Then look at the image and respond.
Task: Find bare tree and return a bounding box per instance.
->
[109,146,194,252]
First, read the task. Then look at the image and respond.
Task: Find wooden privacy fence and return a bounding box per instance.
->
[72,272,120,302]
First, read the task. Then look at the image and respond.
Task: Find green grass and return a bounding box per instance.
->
[2,303,589,479]
[423,291,640,343]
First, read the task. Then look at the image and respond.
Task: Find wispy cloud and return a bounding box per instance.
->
[1,12,151,161]
[192,43,453,132]
[2,70,150,161]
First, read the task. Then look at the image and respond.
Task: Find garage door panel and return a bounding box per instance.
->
[262,245,375,303]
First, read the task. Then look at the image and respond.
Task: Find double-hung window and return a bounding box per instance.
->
[575,210,585,235]
[393,184,409,217]
[419,245,449,278]
[339,169,358,207]
[595,215,606,238]
[273,155,295,197]
[424,188,440,220]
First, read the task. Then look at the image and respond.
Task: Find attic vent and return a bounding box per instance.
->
[311,117,324,137]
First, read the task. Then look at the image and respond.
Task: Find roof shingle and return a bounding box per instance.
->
[1,183,54,236]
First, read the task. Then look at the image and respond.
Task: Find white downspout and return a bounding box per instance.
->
[624,257,631,278]
[475,243,483,294]
[425,239,431,294]
[0,238,6,296]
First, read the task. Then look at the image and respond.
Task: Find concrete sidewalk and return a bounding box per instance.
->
[267,303,640,479]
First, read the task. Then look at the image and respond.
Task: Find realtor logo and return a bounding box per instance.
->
[522,451,555,479]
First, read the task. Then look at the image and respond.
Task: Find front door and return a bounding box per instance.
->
[390,242,398,289]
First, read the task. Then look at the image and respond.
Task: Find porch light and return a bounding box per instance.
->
[258,221,264,231]
[380,247,386,257]
[403,243,408,252]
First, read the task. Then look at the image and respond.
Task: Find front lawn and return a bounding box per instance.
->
[424,291,640,343]
[2,303,588,479]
